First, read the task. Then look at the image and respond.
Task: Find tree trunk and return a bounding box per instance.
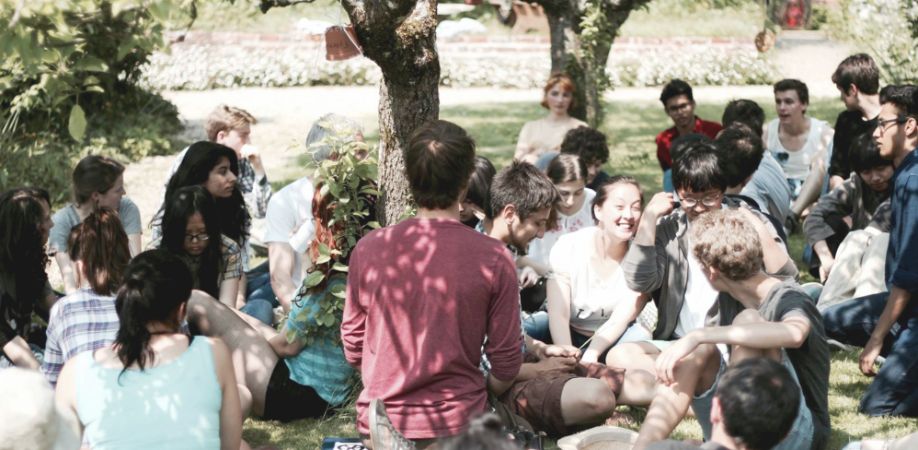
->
[538,0,650,127]
[342,0,440,226]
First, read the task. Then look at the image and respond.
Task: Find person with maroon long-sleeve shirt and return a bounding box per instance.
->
[341,120,523,447]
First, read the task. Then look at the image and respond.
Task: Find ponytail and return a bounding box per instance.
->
[114,250,192,379]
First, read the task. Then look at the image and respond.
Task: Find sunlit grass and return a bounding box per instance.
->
[247,98,916,449]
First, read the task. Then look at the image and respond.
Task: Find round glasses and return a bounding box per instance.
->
[184,232,210,243]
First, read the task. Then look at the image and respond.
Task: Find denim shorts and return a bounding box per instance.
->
[691,352,814,450]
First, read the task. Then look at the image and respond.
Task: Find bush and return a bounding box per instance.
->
[0,1,190,200]
[824,0,918,84]
[140,43,776,90]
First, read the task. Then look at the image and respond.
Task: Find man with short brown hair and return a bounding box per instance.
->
[341,120,523,447]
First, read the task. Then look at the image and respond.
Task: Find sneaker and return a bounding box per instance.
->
[369,399,415,450]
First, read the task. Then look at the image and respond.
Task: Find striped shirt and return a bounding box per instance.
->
[41,289,119,386]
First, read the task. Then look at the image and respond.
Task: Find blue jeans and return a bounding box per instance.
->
[240,262,279,325]
[693,352,814,450]
[522,311,550,343]
[822,292,918,416]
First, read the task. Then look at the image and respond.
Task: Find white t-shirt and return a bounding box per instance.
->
[766,117,830,181]
[263,177,315,288]
[674,235,720,338]
[550,227,625,331]
[527,188,596,266]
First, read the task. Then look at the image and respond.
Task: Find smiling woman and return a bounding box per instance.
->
[514,73,587,164]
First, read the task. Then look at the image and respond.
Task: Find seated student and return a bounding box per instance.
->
[805,133,892,281]
[763,79,835,221]
[54,250,242,450]
[42,209,129,386]
[547,177,657,364]
[715,123,790,244]
[0,187,56,370]
[647,358,802,450]
[152,141,251,268]
[0,367,80,450]
[522,154,596,283]
[164,105,271,222]
[536,126,611,190]
[460,156,497,230]
[241,113,365,325]
[721,100,794,226]
[560,127,612,190]
[822,84,918,418]
[50,155,141,294]
[655,79,723,192]
[612,142,796,374]
[186,172,376,422]
[485,162,656,437]
[515,73,587,164]
[633,209,830,450]
[149,186,242,309]
[341,120,523,447]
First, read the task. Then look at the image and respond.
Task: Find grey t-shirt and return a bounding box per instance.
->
[49,197,142,253]
[742,152,793,224]
[717,280,830,450]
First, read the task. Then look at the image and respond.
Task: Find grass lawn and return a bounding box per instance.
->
[245,98,917,449]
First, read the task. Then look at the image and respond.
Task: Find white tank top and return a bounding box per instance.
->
[766,117,828,180]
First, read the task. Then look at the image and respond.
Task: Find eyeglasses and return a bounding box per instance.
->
[184,232,210,243]
[876,116,913,135]
[681,196,722,208]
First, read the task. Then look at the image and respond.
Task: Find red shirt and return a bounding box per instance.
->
[341,218,523,439]
[655,117,723,170]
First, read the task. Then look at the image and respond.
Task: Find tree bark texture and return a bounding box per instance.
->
[536,0,650,127]
[342,0,440,226]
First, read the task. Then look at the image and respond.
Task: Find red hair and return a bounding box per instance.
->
[540,73,577,110]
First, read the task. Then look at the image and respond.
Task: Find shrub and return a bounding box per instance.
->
[0,1,190,201]
[140,42,776,90]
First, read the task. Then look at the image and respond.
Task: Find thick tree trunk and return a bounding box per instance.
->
[342,0,440,225]
[538,0,650,127]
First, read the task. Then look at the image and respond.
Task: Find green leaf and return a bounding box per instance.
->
[68,104,86,141]
[331,262,349,272]
[303,271,325,289]
[315,254,331,265]
[72,55,109,72]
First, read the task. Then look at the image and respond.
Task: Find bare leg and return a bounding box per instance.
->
[633,343,721,450]
[606,341,660,373]
[560,378,618,426]
[187,291,278,417]
[616,369,657,406]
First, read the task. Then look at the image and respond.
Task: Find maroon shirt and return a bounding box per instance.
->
[341,218,523,439]
[655,116,723,170]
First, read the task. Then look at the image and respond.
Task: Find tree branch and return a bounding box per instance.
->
[259,0,317,13]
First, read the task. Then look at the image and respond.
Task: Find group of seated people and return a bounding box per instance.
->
[0,51,916,450]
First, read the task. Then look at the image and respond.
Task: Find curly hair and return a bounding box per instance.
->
[690,209,763,281]
[0,187,51,336]
[559,126,609,166]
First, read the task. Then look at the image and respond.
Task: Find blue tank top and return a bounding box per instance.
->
[75,337,222,450]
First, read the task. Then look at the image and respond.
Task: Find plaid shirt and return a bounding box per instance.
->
[147,235,243,288]
[238,157,272,219]
[41,289,119,386]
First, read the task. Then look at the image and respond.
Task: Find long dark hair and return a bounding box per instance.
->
[68,208,131,296]
[162,141,249,246]
[0,187,51,330]
[114,249,193,377]
[161,186,223,297]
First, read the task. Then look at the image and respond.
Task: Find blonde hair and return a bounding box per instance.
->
[204,105,257,141]
[690,209,763,281]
